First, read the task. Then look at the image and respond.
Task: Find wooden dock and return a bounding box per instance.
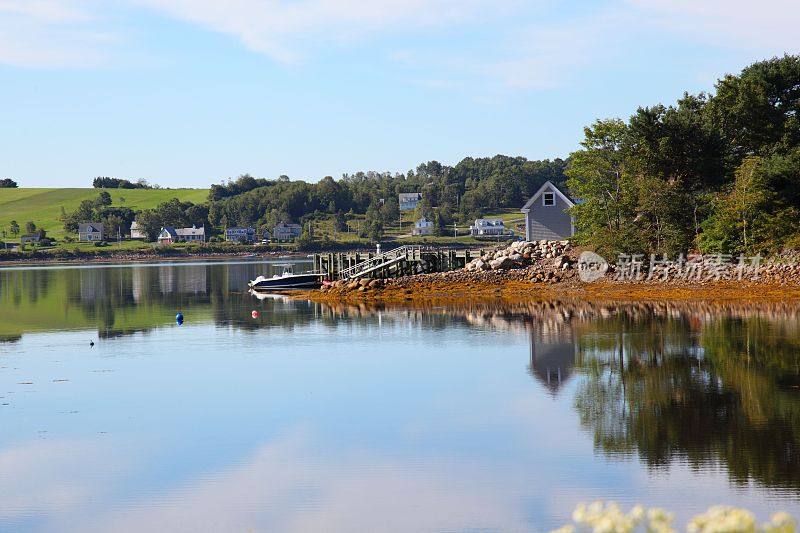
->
[312,245,485,280]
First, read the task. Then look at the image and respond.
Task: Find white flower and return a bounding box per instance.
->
[551,503,795,533]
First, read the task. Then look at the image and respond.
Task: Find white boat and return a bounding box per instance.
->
[248,264,323,290]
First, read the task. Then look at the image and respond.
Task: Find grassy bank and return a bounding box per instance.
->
[0,187,208,240]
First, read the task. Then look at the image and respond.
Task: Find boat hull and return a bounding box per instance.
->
[249,273,323,290]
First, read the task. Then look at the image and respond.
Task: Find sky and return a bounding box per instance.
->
[0,0,798,188]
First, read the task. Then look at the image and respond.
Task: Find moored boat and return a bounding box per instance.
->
[249,264,323,290]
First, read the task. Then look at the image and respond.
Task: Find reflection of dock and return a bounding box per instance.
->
[528,326,577,394]
[159,265,207,294]
[79,268,107,302]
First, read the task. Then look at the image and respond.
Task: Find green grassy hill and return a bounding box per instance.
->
[0,188,208,239]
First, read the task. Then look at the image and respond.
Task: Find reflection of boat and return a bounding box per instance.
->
[248,264,323,290]
[248,289,292,301]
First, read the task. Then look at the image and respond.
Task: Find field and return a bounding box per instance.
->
[0,188,208,240]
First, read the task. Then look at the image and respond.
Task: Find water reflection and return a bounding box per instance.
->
[315,298,800,493]
[0,261,313,338]
[3,262,800,530]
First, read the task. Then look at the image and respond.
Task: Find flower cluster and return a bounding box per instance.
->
[551,501,675,533]
[688,506,796,533]
[551,502,796,533]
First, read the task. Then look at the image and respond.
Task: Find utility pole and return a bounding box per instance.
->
[453,222,457,238]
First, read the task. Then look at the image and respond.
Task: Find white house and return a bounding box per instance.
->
[272,221,302,242]
[78,223,104,242]
[130,221,147,240]
[398,192,422,211]
[470,219,511,237]
[520,181,575,241]
[412,217,434,236]
[157,225,206,244]
[225,226,256,243]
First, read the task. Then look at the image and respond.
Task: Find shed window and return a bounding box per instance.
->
[543,192,555,206]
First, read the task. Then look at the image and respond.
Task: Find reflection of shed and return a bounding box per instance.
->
[528,327,577,394]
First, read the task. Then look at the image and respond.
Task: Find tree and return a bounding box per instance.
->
[708,55,800,160]
[0,178,18,188]
[61,199,96,233]
[94,191,112,209]
[102,214,125,240]
[566,119,640,255]
[333,211,348,232]
[699,153,800,254]
[135,210,163,241]
[10,220,19,236]
[24,221,36,235]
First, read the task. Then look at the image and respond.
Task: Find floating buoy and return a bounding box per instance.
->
[89,340,94,347]
[176,312,184,325]
[251,310,260,319]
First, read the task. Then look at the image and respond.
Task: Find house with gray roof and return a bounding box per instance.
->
[398,192,422,211]
[520,181,575,241]
[78,223,105,242]
[157,225,205,244]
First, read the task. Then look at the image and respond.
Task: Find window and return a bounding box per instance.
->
[543,192,555,206]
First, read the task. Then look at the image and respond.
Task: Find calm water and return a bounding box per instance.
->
[2,261,800,532]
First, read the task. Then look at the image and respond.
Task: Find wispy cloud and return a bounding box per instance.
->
[0,0,797,87]
[0,0,115,68]
[134,0,517,63]
[629,0,800,52]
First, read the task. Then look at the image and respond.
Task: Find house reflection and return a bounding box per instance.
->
[159,265,208,294]
[528,323,577,395]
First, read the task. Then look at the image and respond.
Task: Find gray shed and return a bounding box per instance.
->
[520,181,575,241]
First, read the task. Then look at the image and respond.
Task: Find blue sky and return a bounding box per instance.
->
[0,0,797,188]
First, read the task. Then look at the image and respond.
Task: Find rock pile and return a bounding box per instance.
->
[318,240,580,298]
[465,240,573,272]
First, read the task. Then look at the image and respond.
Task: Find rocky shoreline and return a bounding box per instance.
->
[312,240,800,303]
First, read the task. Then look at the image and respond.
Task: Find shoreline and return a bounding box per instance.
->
[291,278,800,305]
[0,249,312,267]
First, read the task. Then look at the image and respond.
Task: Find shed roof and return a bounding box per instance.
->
[520,181,575,213]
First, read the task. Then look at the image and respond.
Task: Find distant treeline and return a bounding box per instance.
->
[0,178,17,188]
[206,157,567,239]
[92,177,155,189]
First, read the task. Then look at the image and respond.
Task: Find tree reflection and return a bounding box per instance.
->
[574,312,800,490]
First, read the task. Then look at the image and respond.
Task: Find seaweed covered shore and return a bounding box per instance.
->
[297,240,800,304]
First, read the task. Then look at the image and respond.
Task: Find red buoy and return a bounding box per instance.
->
[251,310,260,319]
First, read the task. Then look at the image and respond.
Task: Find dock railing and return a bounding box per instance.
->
[337,245,420,280]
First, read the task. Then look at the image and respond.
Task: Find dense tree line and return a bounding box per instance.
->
[0,178,17,188]
[207,156,566,240]
[92,177,154,189]
[568,55,800,256]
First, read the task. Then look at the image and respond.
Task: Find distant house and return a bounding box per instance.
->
[470,219,511,237]
[20,233,41,245]
[412,217,434,236]
[520,181,575,241]
[261,229,271,242]
[272,221,302,242]
[130,221,147,240]
[78,223,104,242]
[398,192,422,211]
[225,226,256,243]
[157,225,206,244]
